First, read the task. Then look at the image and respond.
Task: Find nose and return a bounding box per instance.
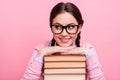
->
[61,29,68,36]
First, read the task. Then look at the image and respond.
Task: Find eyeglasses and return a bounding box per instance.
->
[51,24,80,34]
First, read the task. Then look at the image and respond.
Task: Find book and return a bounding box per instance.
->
[44,61,86,69]
[44,54,86,62]
[44,74,85,80]
[44,68,86,74]
[43,54,86,80]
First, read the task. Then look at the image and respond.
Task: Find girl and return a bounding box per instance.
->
[21,2,105,80]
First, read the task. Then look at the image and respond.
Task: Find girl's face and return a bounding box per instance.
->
[52,12,81,47]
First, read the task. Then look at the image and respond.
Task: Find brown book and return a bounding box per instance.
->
[44,68,86,74]
[44,74,85,80]
[44,61,85,69]
[44,54,86,62]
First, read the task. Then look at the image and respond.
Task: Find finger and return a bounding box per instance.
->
[60,52,68,54]
[48,46,69,53]
[59,46,76,50]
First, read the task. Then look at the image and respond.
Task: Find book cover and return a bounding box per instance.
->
[44,61,85,69]
[44,54,86,62]
[44,74,85,80]
[44,68,86,74]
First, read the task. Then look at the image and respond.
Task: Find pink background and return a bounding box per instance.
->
[0,0,120,80]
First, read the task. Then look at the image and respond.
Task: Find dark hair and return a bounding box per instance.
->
[50,2,84,47]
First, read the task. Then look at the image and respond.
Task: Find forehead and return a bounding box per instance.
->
[52,12,78,25]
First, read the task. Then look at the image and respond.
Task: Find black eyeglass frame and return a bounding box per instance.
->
[51,24,80,34]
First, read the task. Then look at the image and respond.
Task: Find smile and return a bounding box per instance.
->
[59,38,70,43]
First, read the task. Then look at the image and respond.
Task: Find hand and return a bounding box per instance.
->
[61,47,90,55]
[38,46,75,57]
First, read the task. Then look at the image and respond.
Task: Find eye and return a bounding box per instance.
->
[54,25,62,30]
[67,25,75,30]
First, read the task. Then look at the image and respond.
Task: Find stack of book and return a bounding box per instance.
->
[43,54,86,80]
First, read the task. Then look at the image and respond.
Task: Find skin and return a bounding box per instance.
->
[52,12,80,47]
[38,12,89,57]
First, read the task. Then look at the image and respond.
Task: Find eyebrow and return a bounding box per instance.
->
[52,22,77,26]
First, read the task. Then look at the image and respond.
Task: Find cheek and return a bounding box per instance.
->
[53,34,59,40]
[72,29,81,40]
[71,34,78,41]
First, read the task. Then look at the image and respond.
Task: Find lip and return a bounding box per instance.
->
[59,38,70,43]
